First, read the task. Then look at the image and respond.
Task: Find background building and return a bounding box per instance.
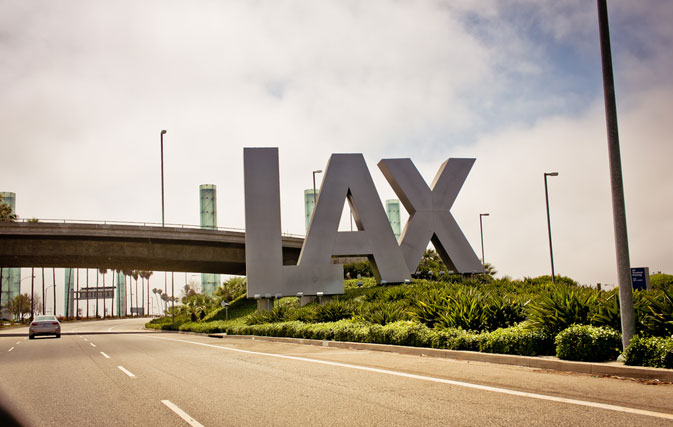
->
[0,192,20,305]
[200,184,219,295]
[115,270,126,317]
[386,199,401,240]
[304,189,318,232]
[63,268,74,317]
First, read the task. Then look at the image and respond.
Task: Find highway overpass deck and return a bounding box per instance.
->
[0,222,304,274]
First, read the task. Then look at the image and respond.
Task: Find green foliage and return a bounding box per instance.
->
[356,301,409,325]
[412,288,526,332]
[650,273,673,292]
[214,276,247,303]
[313,299,355,322]
[623,335,673,369]
[641,288,673,337]
[522,275,578,287]
[0,195,17,222]
[554,325,622,362]
[525,286,597,335]
[343,261,373,279]
[478,323,554,356]
[149,271,673,367]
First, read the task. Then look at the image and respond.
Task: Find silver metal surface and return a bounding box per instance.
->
[301,153,410,284]
[244,148,343,297]
[378,158,484,274]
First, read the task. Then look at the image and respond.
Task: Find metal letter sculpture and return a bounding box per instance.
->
[378,158,484,275]
[244,148,482,298]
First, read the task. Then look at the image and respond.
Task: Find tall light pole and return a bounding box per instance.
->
[30,268,35,320]
[160,130,167,227]
[312,169,323,209]
[544,172,558,283]
[171,272,175,322]
[597,0,634,348]
[479,213,489,264]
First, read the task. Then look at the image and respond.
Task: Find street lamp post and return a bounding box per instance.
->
[544,172,559,283]
[597,0,635,349]
[312,169,323,209]
[171,272,175,322]
[30,268,35,320]
[479,213,490,264]
[160,130,167,227]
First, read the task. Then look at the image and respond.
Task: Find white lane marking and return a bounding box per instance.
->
[148,335,673,421]
[83,338,88,341]
[100,352,111,359]
[117,366,136,378]
[16,341,21,345]
[161,400,204,427]
[8,347,14,352]
[90,343,97,348]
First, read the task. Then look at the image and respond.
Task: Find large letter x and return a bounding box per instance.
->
[378,158,484,275]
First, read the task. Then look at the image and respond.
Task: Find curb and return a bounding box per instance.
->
[204,333,673,382]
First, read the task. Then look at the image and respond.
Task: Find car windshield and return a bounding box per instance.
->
[34,316,57,321]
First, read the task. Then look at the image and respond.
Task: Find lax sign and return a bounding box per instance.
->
[244,148,483,297]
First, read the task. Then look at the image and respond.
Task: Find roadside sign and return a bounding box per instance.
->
[631,267,650,291]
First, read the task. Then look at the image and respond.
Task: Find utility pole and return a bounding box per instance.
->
[597,0,635,348]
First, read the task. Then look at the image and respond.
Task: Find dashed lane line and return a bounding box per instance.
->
[147,335,673,421]
[161,400,204,427]
[100,352,111,359]
[90,343,97,348]
[8,347,14,352]
[117,366,136,378]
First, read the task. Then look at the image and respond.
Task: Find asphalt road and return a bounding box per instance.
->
[0,318,672,426]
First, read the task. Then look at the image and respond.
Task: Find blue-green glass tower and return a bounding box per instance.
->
[200,185,220,295]
[0,192,20,306]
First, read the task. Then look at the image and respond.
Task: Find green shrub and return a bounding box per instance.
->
[554,324,622,362]
[641,288,673,337]
[378,321,435,347]
[478,324,554,356]
[313,299,354,322]
[357,301,409,325]
[432,328,479,351]
[650,273,673,292]
[526,286,598,335]
[623,335,673,369]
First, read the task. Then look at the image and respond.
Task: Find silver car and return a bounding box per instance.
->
[29,315,61,339]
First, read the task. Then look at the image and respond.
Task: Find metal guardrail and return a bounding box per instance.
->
[14,218,305,239]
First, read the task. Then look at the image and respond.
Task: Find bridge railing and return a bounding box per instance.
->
[15,218,305,239]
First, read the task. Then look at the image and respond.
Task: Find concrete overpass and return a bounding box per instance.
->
[0,222,304,275]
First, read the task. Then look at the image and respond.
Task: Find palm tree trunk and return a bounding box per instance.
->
[86,269,90,319]
[75,268,79,319]
[96,270,99,318]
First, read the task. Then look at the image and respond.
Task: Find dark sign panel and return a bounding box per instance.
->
[77,287,115,300]
[630,267,650,291]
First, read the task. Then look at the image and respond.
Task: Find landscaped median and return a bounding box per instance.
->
[147,273,673,371]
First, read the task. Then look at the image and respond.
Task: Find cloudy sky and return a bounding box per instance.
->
[1,0,672,289]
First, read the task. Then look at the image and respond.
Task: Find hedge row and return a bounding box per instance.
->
[154,319,555,357]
